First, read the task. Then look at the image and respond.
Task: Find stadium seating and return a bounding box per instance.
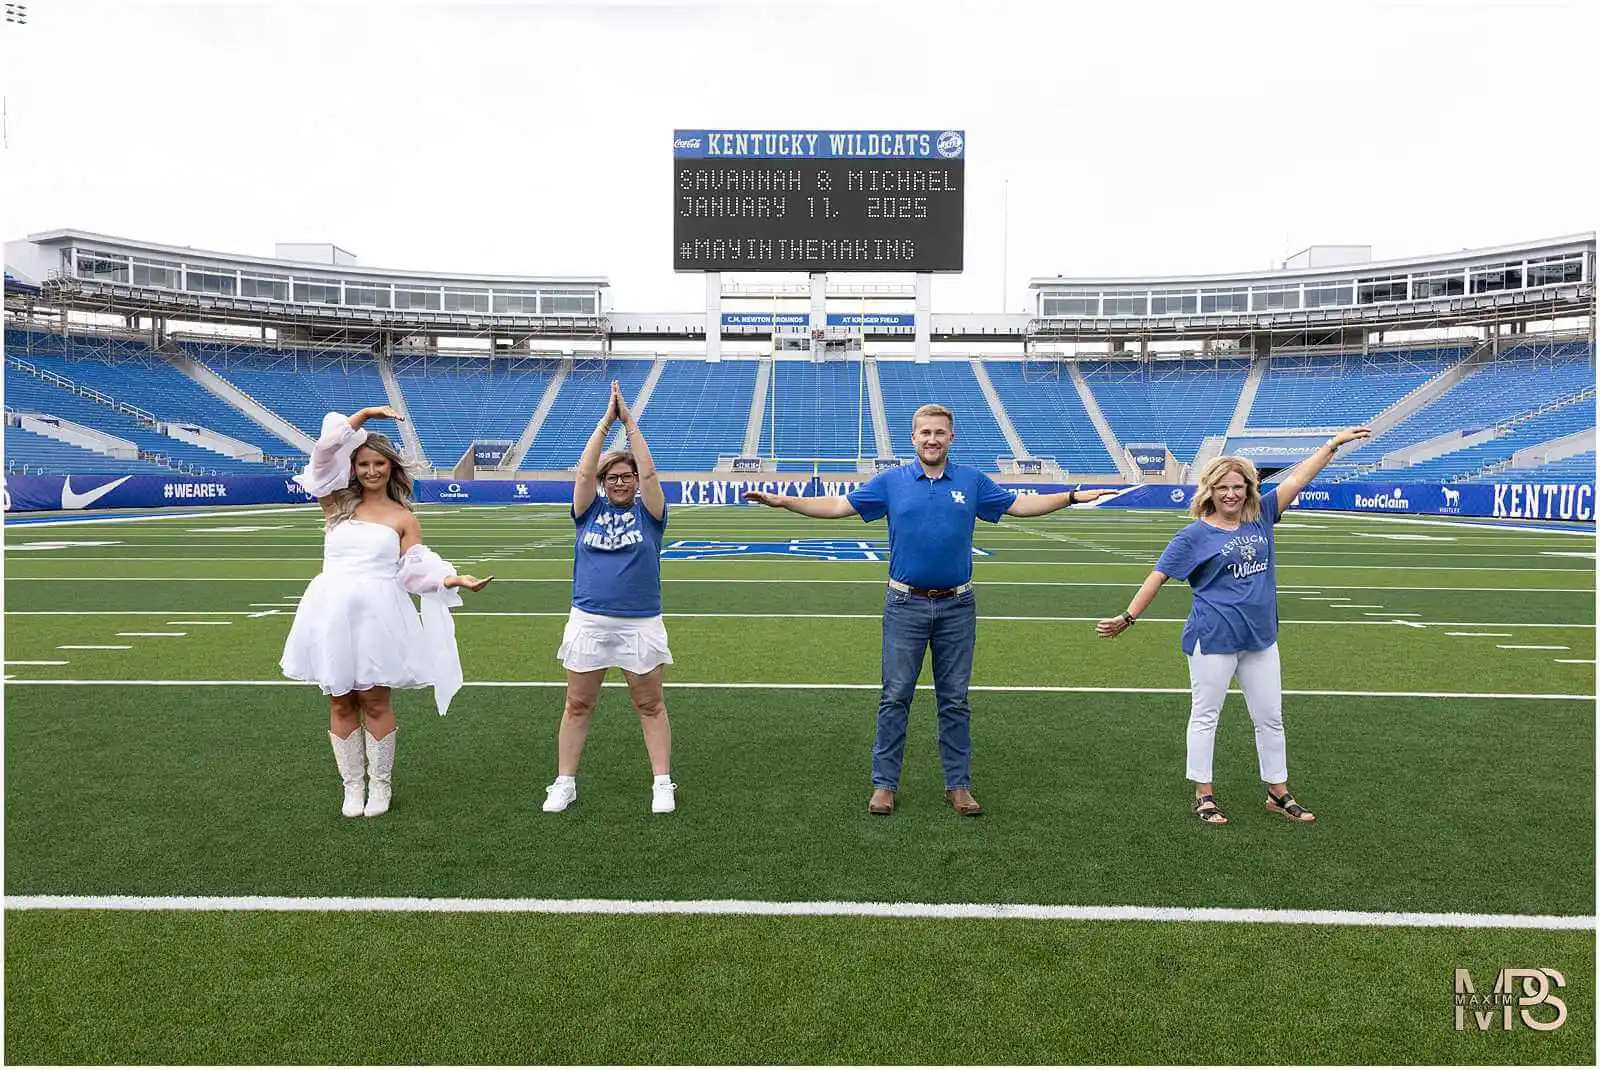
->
[1377,400,1596,481]
[758,360,876,472]
[185,342,389,441]
[634,359,758,469]
[519,360,655,470]
[391,356,557,465]
[1461,451,1595,484]
[4,424,174,476]
[982,362,1119,473]
[1248,347,1471,428]
[4,361,286,476]
[1079,360,1248,464]
[1327,349,1595,479]
[6,329,300,472]
[876,361,1011,470]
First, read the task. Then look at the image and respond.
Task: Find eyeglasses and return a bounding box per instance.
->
[603,473,637,485]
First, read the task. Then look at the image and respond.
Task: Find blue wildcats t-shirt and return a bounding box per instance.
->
[846,462,1016,589]
[1154,489,1281,655]
[571,496,666,617]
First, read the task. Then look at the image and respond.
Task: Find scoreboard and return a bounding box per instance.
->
[674,129,965,273]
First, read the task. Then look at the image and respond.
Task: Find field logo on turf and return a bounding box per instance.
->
[1453,968,1566,1031]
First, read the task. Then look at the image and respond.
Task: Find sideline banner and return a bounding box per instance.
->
[5,473,1591,522]
[1097,480,1596,522]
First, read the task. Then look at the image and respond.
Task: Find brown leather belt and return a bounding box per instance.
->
[888,579,973,600]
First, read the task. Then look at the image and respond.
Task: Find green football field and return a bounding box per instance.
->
[4,502,1594,1064]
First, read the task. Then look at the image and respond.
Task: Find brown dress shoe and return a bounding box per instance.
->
[945,788,983,816]
[868,789,895,815]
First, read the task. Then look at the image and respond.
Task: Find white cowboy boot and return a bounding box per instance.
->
[363,727,396,817]
[329,730,365,818]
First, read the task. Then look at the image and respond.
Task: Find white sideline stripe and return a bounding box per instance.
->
[1497,645,1571,651]
[1555,659,1596,664]
[1338,604,1385,609]
[4,895,1591,931]
[1,506,322,529]
[1301,597,1350,601]
[4,577,1593,593]
[1446,632,1514,637]
[3,610,1592,629]
[56,645,132,650]
[5,660,68,666]
[166,620,233,626]
[6,561,1596,576]
[1,679,1589,700]
[1366,612,1421,616]
[114,632,186,637]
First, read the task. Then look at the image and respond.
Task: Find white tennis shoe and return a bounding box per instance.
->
[651,780,677,814]
[542,778,578,813]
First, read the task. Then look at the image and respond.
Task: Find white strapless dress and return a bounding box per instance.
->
[281,519,433,695]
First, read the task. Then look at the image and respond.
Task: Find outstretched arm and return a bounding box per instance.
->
[1006,487,1119,517]
[743,490,858,519]
[574,388,620,517]
[300,406,401,506]
[1273,426,1371,513]
[1096,571,1170,638]
[397,513,493,591]
[614,382,665,520]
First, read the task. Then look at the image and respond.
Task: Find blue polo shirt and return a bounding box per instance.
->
[847,462,1016,588]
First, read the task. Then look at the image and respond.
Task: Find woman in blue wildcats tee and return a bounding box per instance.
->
[1096,426,1370,827]
[541,379,678,818]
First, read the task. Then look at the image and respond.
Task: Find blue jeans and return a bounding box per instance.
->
[872,586,979,791]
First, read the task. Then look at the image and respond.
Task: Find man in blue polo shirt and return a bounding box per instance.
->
[746,403,1115,817]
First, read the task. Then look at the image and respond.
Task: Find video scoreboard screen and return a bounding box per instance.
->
[674,129,965,273]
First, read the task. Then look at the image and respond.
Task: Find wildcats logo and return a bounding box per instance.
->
[583,509,644,552]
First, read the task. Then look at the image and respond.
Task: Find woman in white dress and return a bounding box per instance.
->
[281,406,490,818]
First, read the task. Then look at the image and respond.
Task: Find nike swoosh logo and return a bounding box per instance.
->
[61,475,134,510]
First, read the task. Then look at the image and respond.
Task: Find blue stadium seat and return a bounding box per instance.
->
[636,359,758,469]
[391,356,557,465]
[1328,346,1595,479]
[1079,360,1248,464]
[876,362,1010,471]
[520,361,655,470]
[982,362,1118,473]
[758,360,875,472]
[1248,347,1470,428]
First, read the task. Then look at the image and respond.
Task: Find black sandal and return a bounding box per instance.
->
[1192,793,1229,825]
[1266,790,1316,823]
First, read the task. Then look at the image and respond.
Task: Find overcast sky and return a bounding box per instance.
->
[1,0,1594,313]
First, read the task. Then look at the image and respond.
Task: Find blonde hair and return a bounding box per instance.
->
[1190,455,1262,522]
[326,433,414,529]
[911,403,954,430]
[597,450,638,482]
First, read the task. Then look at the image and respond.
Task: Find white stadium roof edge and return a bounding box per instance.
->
[3,227,1593,344]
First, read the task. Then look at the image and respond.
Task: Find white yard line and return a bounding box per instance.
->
[1496,645,1571,651]
[56,645,132,650]
[1,679,1589,700]
[3,894,1590,931]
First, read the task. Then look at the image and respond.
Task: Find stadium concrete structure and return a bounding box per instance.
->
[3,228,1594,486]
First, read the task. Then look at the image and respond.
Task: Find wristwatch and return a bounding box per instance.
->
[1120,611,1136,626]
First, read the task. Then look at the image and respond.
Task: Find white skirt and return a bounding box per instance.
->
[557,607,673,674]
[281,572,433,696]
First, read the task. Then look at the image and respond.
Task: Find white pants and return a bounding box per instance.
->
[1185,641,1288,785]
